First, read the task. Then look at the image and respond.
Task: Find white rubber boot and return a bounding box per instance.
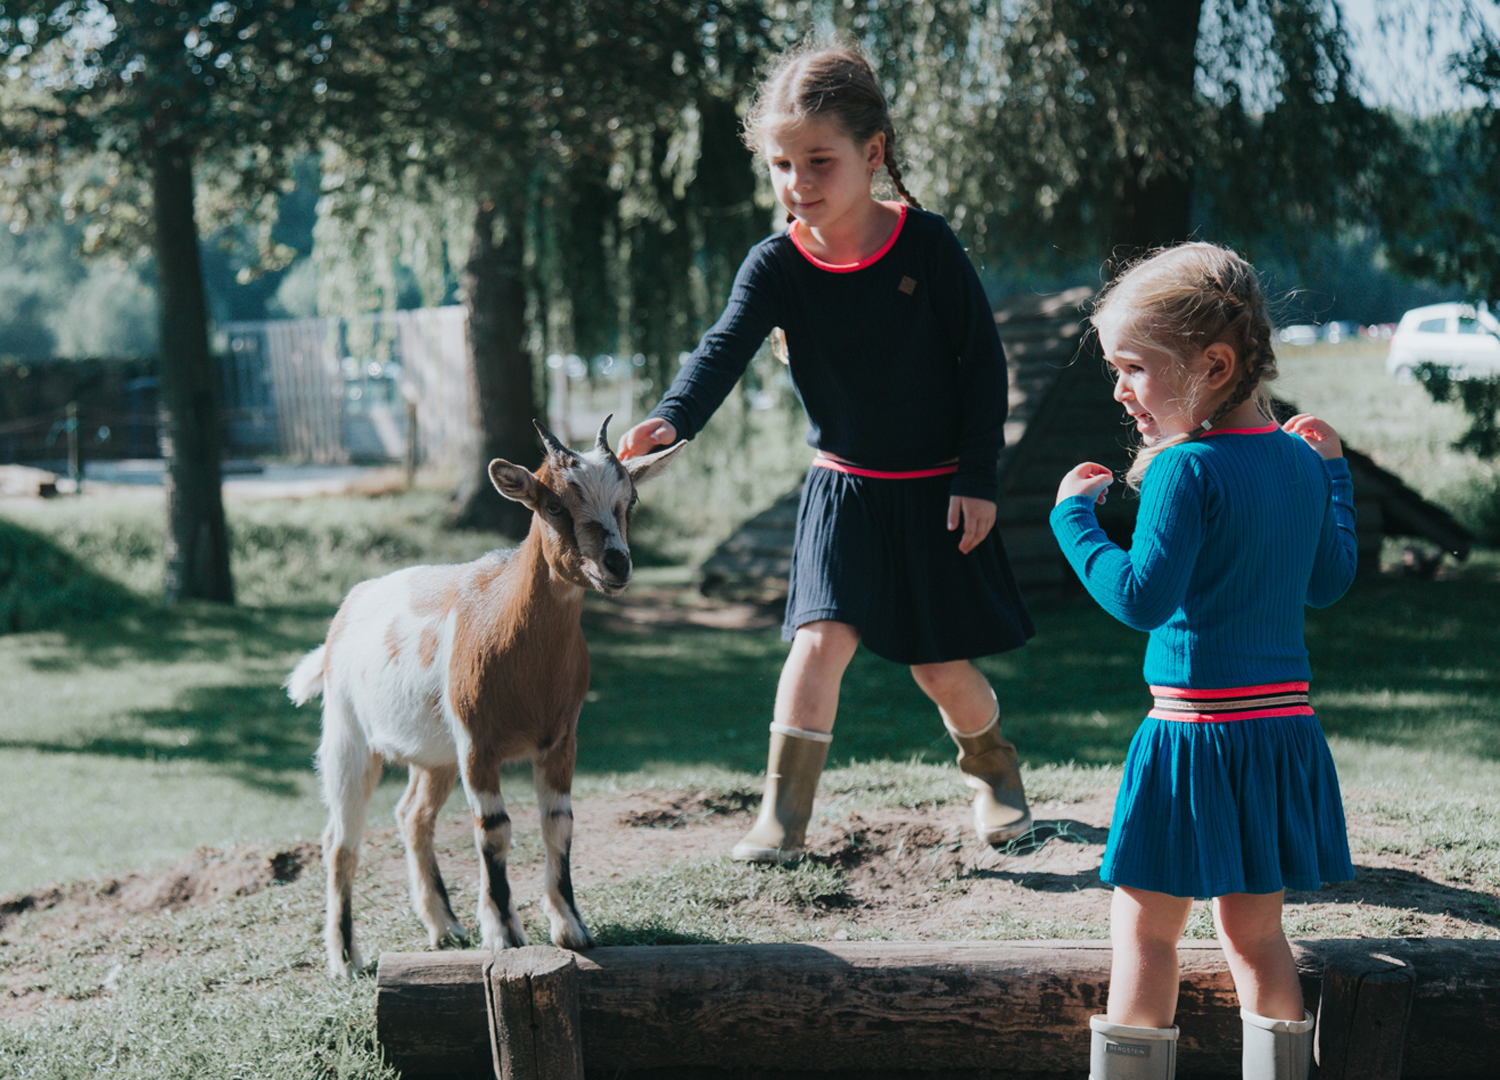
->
[945,705,1032,845]
[730,724,831,864]
[1242,1008,1314,1080]
[1089,1015,1178,1080]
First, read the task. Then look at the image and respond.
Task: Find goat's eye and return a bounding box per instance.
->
[628,493,639,509]
[546,503,564,516]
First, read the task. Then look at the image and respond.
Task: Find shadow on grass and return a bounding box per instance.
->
[0,678,322,796]
[0,517,142,633]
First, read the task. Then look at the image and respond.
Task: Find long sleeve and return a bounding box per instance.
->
[1306,456,1358,608]
[929,222,1007,502]
[1049,449,1206,631]
[647,246,779,442]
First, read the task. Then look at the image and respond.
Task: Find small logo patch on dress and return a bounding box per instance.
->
[1106,1042,1151,1058]
[898,275,917,294]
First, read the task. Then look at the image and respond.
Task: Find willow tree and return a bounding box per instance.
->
[311,0,770,536]
[780,0,1402,270]
[0,0,336,603]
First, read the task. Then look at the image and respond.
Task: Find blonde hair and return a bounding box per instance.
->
[742,40,923,217]
[1091,242,1279,490]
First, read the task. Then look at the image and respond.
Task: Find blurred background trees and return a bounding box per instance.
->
[3,0,1499,577]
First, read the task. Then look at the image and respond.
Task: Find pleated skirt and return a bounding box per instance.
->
[1101,712,1355,898]
[782,463,1035,665]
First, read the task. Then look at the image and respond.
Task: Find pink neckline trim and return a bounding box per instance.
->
[788,203,907,272]
[1202,422,1280,437]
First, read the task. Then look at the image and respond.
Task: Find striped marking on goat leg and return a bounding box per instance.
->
[476,808,526,947]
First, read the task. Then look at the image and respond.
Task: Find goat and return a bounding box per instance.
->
[285,416,683,977]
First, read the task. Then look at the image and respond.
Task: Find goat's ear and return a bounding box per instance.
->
[624,439,687,486]
[488,459,544,507]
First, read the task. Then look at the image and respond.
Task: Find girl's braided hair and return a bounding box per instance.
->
[1091,242,1279,491]
[741,39,923,220]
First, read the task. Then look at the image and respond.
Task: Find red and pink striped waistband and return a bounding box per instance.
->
[1148,682,1312,723]
[813,452,958,480]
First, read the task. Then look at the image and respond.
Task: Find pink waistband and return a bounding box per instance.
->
[813,453,958,480]
[1147,681,1313,723]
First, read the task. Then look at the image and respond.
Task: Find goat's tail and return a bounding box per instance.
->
[285,645,327,705]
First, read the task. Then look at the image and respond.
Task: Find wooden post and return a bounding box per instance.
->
[486,947,584,1080]
[1314,949,1415,1080]
[404,397,418,489]
[66,401,80,495]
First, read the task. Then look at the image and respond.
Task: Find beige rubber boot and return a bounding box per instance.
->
[731,723,831,864]
[1089,1016,1178,1079]
[1241,1009,1314,1080]
[946,705,1032,845]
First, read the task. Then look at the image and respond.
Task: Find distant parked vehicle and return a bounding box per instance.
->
[1277,324,1320,345]
[1386,302,1500,382]
[1321,321,1358,343]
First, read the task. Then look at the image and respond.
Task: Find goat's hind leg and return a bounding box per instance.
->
[318,710,384,978]
[395,764,465,948]
[536,745,594,950]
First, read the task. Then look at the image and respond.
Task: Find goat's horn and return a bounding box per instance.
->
[533,419,578,462]
[595,414,614,456]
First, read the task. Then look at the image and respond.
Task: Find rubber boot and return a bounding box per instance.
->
[945,706,1032,844]
[1241,1009,1314,1080]
[730,724,831,864]
[1089,1016,1178,1080]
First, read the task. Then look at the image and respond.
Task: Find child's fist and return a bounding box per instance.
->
[618,418,678,460]
[1057,462,1114,507]
[1282,414,1343,460]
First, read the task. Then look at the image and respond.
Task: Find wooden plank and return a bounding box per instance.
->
[376,939,1500,1078]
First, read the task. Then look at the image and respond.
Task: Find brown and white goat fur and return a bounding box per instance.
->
[286,417,683,977]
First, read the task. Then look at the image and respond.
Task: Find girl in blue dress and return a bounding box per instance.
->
[1050,243,1357,1080]
[619,41,1035,862]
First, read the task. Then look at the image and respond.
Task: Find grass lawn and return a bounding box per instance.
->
[1,338,1498,1077]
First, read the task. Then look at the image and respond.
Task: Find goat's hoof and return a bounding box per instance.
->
[551,922,596,951]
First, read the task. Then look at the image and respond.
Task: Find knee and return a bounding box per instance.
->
[793,621,859,664]
[909,659,976,699]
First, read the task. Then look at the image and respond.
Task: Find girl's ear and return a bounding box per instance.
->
[865,131,886,173]
[1203,341,1239,390]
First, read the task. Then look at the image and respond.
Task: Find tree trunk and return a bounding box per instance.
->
[449,195,540,538]
[151,140,234,605]
[1106,0,1204,261]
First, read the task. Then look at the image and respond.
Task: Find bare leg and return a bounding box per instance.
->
[395,764,464,947]
[909,658,996,732]
[774,620,860,734]
[1214,891,1304,1020]
[1107,885,1195,1028]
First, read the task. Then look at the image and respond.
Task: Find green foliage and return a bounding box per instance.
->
[1414,361,1500,459]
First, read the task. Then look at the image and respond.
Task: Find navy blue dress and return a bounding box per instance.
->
[648,206,1034,664]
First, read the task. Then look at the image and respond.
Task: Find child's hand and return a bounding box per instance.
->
[948,496,996,554]
[618,418,678,460]
[1056,463,1114,507]
[1282,414,1344,460]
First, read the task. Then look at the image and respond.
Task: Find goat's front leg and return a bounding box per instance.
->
[467,785,528,950]
[535,741,595,950]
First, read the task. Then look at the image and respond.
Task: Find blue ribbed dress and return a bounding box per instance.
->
[1049,424,1358,897]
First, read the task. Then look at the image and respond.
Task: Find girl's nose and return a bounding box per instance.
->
[1113,377,1129,403]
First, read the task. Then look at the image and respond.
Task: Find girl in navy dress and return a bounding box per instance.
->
[619,41,1035,861]
[1050,243,1357,1080]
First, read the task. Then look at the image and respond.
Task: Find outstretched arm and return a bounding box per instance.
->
[618,419,678,461]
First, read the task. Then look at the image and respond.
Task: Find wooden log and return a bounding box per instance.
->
[374,939,1500,1078]
[486,947,584,1080]
[1314,947,1414,1080]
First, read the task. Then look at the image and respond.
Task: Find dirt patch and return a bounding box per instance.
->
[2,784,1497,1021]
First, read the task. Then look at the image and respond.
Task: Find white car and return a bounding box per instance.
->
[1386,302,1500,382]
